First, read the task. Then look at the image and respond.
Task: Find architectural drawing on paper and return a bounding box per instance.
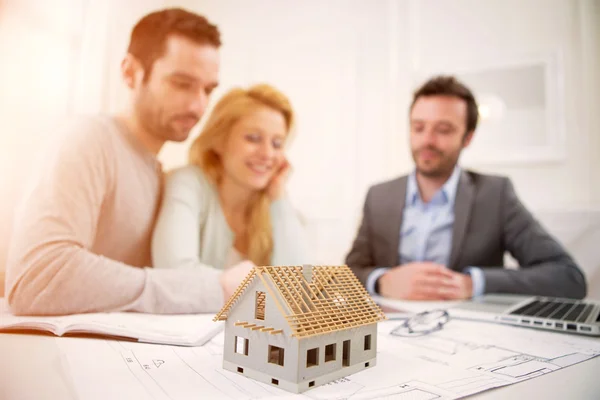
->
[213,264,387,393]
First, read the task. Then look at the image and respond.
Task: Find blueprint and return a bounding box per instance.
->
[56,318,600,400]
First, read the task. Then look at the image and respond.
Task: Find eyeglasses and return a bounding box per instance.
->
[389,309,450,337]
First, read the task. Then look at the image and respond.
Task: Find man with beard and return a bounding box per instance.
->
[6,8,253,315]
[346,76,586,300]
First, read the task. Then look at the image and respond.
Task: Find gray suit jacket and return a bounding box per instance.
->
[346,170,587,299]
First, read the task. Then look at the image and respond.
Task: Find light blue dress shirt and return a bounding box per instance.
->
[366,167,485,297]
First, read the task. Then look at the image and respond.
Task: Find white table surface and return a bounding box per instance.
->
[1,332,599,400]
[2,297,600,400]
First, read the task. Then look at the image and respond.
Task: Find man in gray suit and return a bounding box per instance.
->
[346,76,586,300]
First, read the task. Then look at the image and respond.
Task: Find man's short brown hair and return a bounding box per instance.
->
[127,8,221,79]
[410,75,479,135]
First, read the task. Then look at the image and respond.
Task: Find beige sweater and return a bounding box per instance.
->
[5,116,228,315]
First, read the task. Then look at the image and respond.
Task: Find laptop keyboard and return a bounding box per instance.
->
[510,299,594,322]
[577,304,594,323]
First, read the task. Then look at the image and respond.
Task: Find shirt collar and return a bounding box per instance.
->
[406,166,462,206]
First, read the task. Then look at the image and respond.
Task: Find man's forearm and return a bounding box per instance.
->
[481,262,587,299]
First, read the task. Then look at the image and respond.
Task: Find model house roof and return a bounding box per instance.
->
[214,265,387,339]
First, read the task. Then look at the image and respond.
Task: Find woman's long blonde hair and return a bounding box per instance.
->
[189,84,295,266]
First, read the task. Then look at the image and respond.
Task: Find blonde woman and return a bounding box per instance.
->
[152,84,308,311]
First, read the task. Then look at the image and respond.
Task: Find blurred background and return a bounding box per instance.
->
[0,0,599,295]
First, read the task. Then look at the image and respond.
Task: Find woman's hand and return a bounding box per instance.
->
[266,158,291,201]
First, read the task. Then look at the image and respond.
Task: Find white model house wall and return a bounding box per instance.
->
[222,277,299,384]
[296,324,378,387]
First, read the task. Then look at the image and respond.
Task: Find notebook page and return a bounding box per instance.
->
[1,299,223,346]
[62,312,223,346]
[0,299,67,335]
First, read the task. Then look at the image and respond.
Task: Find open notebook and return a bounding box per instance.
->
[0,300,223,346]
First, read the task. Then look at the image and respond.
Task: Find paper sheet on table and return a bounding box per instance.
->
[55,317,600,400]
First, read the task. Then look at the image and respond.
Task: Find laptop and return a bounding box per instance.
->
[449,294,600,336]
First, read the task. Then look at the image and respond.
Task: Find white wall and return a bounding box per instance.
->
[175,0,600,268]
[407,0,598,212]
[582,0,600,207]
[0,0,598,292]
[170,0,401,263]
[0,0,84,273]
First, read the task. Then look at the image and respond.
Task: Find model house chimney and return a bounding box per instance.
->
[302,264,314,283]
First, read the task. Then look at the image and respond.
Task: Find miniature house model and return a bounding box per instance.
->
[213,264,387,393]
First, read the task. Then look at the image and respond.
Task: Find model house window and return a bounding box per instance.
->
[255,291,266,320]
[268,345,284,366]
[364,334,371,351]
[306,347,319,367]
[342,340,351,367]
[325,344,336,362]
[235,336,248,356]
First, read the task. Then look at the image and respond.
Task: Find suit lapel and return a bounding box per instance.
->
[448,171,475,270]
[383,177,407,266]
